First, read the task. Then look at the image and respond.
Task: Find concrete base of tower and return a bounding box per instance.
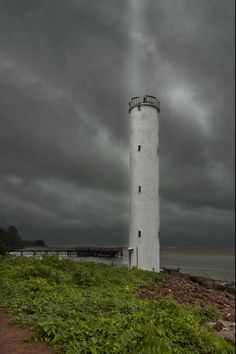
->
[128,246,160,272]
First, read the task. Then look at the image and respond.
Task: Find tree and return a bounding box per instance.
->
[34,240,46,246]
[7,225,18,234]
[0,239,6,255]
[22,240,46,247]
[0,225,46,251]
[0,225,22,248]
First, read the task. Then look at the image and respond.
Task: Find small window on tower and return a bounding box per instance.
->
[138,186,141,193]
[158,231,160,239]
[138,230,141,238]
[138,145,141,151]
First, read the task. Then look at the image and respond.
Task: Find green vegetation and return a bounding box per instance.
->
[0,225,45,254]
[0,256,234,354]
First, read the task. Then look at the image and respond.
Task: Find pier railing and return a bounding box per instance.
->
[6,246,124,258]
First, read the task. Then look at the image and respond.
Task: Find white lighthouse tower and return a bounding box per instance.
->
[128,95,160,272]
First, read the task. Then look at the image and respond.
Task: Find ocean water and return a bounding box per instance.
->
[160,248,235,282]
[72,248,235,282]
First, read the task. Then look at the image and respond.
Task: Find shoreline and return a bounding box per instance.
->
[137,269,235,345]
[161,267,235,295]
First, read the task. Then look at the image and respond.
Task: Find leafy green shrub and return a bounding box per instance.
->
[0,256,234,354]
[191,304,220,323]
[73,268,96,286]
[41,255,77,272]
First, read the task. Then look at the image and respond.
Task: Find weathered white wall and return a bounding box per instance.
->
[129,104,160,271]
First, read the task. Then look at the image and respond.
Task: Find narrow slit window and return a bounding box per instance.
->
[158,231,160,239]
[138,186,141,193]
[138,230,141,238]
[138,145,141,151]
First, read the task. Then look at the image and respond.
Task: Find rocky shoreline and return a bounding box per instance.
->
[162,267,235,295]
[136,268,235,344]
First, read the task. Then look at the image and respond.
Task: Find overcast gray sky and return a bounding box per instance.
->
[0,0,235,247]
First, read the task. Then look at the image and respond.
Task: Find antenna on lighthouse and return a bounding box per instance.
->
[128,95,160,272]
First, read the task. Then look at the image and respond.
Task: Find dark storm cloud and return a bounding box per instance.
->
[0,0,234,246]
[0,82,128,193]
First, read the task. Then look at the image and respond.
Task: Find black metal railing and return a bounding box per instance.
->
[129,95,160,113]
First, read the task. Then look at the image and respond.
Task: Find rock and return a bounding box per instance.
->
[190,276,214,288]
[212,321,224,332]
[162,267,180,274]
[189,276,235,296]
[214,282,235,295]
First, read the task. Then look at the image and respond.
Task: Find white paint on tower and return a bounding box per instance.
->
[128,95,160,272]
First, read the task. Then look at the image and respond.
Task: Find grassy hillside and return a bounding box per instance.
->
[0,255,234,354]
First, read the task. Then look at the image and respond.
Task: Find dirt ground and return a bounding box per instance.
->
[0,310,56,354]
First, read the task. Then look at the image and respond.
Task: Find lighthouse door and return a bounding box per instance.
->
[128,248,133,268]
